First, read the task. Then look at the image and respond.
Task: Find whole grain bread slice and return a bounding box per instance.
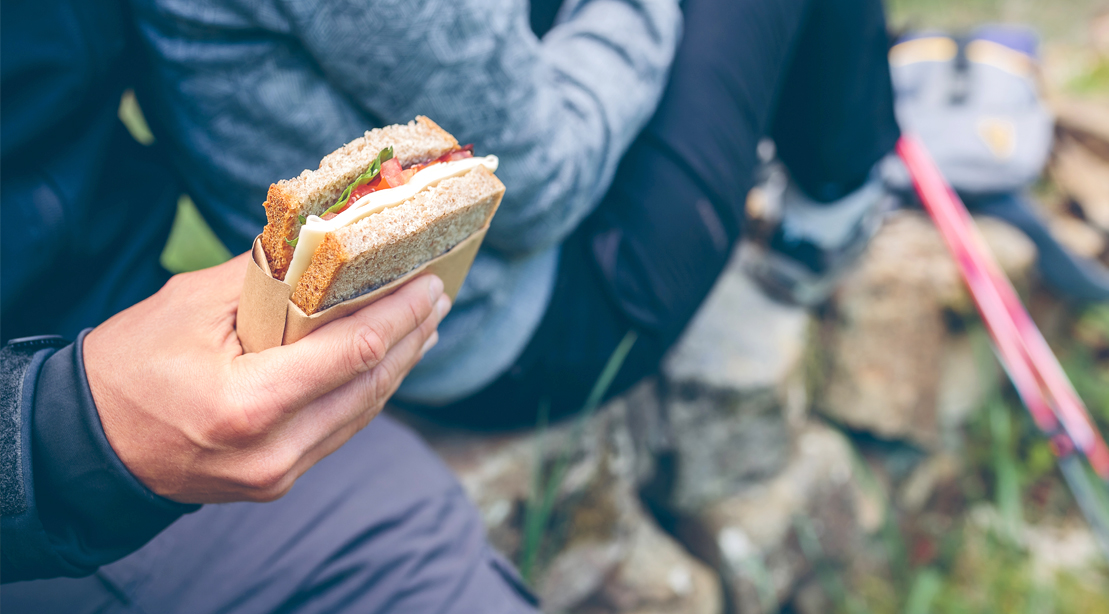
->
[290,165,505,314]
[262,116,459,280]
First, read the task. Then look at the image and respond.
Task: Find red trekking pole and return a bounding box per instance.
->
[897,135,1109,559]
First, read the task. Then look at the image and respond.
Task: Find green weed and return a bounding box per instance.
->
[518,331,638,584]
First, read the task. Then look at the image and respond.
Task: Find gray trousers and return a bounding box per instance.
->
[2,415,538,613]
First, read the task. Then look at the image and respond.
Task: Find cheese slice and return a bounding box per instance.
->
[284,155,499,289]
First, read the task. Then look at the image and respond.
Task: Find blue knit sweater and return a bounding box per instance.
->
[131,0,681,403]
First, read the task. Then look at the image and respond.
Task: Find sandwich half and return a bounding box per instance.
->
[260,117,504,315]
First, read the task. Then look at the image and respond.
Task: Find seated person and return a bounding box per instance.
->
[3,0,898,610]
[1,1,536,611]
[127,0,899,427]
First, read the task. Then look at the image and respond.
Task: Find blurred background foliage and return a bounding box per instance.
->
[842,2,1109,613]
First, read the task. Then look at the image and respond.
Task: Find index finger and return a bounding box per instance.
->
[231,274,447,409]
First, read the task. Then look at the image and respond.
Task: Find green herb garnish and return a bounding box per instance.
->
[298,214,306,225]
[326,146,394,216]
[285,237,299,247]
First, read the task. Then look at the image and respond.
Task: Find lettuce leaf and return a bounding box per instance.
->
[326,146,394,216]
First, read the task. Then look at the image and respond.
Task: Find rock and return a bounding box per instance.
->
[897,453,961,513]
[1093,9,1109,57]
[935,332,997,444]
[1052,137,1109,233]
[662,384,795,514]
[967,505,1107,580]
[978,216,1040,279]
[673,422,878,613]
[661,253,810,512]
[1051,100,1109,162]
[789,578,835,614]
[1050,215,1107,260]
[813,211,1035,447]
[664,251,810,395]
[390,380,721,614]
[572,507,723,614]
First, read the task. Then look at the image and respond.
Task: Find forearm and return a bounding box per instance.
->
[1,333,197,583]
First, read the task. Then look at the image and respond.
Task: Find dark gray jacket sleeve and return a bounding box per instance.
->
[1,331,199,583]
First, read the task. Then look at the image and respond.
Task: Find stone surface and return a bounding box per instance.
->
[662,253,811,512]
[813,210,1035,447]
[673,422,878,613]
[1093,9,1109,56]
[571,505,723,614]
[662,387,794,514]
[1052,136,1109,233]
[1050,215,1107,260]
[967,505,1107,579]
[664,252,810,394]
[392,379,720,614]
[897,453,961,513]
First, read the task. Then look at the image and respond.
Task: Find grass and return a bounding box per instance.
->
[518,331,638,584]
[830,304,1109,613]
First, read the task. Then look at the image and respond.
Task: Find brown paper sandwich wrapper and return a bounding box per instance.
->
[237,224,488,353]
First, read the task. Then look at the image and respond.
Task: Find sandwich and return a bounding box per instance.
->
[261,116,504,315]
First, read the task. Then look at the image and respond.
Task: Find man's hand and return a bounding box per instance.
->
[84,253,449,504]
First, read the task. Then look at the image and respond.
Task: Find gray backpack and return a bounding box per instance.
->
[884,25,1109,303]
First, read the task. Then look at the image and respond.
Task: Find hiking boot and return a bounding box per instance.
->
[744,169,893,306]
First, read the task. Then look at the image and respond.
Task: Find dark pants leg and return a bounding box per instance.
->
[1,415,537,613]
[412,0,900,429]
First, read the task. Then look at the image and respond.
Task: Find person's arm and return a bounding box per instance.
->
[131,0,680,256]
[284,0,682,255]
[1,254,448,581]
[1,334,199,582]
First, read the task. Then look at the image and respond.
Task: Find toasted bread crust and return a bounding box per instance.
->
[290,166,504,314]
[261,116,459,280]
[261,184,300,279]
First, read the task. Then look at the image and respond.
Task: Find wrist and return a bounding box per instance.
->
[32,329,198,569]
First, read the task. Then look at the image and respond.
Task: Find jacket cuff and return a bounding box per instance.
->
[30,329,199,576]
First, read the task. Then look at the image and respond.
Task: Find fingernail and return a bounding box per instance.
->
[420,331,440,356]
[427,276,444,304]
[435,294,452,320]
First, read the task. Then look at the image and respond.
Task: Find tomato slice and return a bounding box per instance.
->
[379,157,405,188]
[347,181,376,206]
[326,147,476,220]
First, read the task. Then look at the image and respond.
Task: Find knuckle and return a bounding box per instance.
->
[236,455,294,499]
[160,271,192,296]
[350,322,388,373]
[246,479,294,503]
[194,376,276,450]
[406,297,427,330]
[365,358,399,404]
[213,391,266,444]
[249,484,293,503]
